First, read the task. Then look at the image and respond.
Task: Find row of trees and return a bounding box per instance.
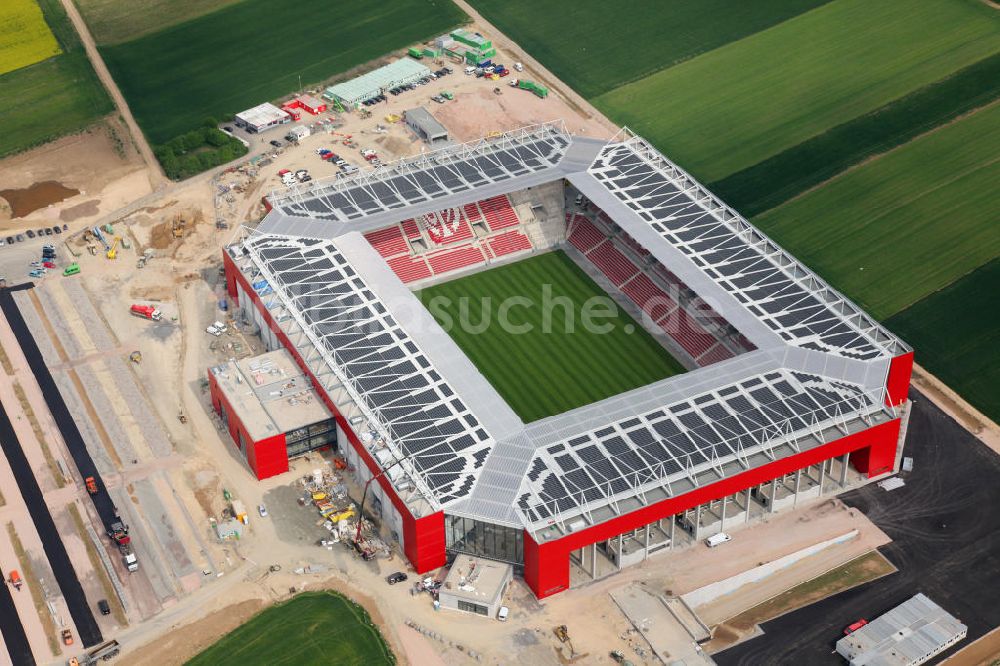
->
[154,119,247,180]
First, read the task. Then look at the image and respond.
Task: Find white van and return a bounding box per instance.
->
[464,66,476,75]
[705,532,732,548]
[497,606,509,622]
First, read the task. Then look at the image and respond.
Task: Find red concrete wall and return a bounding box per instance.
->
[208,368,288,480]
[522,418,901,598]
[885,351,913,407]
[226,252,446,573]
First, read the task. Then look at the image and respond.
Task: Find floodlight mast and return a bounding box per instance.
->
[356,455,407,545]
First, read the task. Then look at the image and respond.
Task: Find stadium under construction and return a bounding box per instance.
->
[211,122,913,599]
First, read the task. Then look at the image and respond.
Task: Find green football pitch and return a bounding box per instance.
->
[417,251,687,423]
[186,592,394,666]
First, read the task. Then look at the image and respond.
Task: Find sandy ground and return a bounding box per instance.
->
[0,116,151,232]
[941,625,1000,666]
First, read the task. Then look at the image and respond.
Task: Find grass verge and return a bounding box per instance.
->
[708,550,895,652]
[887,259,1000,425]
[594,0,1000,182]
[7,522,61,656]
[418,251,686,422]
[753,102,1000,320]
[12,382,66,488]
[711,52,1000,217]
[67,502,126,626]
[186,591,395,665]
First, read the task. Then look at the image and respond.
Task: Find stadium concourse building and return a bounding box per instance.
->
[217,123,913,599]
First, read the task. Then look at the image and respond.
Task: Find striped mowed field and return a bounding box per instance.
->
[0,0,61,75]
[418,251,686,423]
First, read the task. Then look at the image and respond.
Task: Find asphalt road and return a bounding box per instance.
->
[0,286,103,648]
[716,390,1000,665]
[0,402,34,666]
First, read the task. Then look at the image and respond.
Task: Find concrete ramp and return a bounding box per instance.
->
[610,584,714,665]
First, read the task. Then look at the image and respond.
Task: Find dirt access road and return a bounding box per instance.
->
[56,0,165,189]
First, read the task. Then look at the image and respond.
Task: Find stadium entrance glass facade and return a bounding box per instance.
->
[445,515,523,573]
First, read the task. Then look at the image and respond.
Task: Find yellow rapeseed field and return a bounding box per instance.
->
[0,0,61,76]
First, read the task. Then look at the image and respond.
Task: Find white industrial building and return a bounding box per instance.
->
[235,102,291,134]
[836,593,967,666]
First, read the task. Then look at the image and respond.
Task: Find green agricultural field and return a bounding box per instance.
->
[467,0,831,98]
[186,591,395,666]
[595,0,1000,182]
[74,0,241,45]
[711,52,1000,217]
[0,0,112,158]
[753,102,1000,321]
[101,0,467,144]
[418,251,686,423]
[887,260,1000,424]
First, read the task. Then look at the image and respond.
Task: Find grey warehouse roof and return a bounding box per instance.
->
[232,123,908,534]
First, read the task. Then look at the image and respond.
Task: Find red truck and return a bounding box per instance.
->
[8,570,22,591]
[85,476,98,495]
[130,304,162,321]
[844,619,868,635]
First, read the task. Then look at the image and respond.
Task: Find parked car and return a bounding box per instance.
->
[222,126,234,134]
[15,234,24,242]
[4,236,13,244]
[29,269,44,278]
[44,227,52,235]
[269,140,283,147]
[62,223,68,231]
[26,229,35,238]
[42,262,55,269]
[386,572,408,585]
[52,225,61,234]
[497,606,509,622]
[258,504,268,517]
[705,532,732,548]
[97,599,111,616]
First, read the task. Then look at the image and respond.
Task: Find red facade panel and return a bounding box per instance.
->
[885,351,914,407]
[522,419,901,598]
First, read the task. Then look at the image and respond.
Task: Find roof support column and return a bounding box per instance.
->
[720,494,728,533]
[818,459,827,496]
[840,452,850,487]
[644,524,650,560]
[616,533,623,570]
[669,516,676,550]
[793,468,802,508]
[745,489,752,524]
[694,505,702,541]
[769,480,777,514]
[591,543,597,579]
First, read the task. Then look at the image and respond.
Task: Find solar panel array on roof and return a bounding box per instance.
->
[515,370,876,523]
[588,137,891,362]
[271,123,571,223]
[243,235,493,504]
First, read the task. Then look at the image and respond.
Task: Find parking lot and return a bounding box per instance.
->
[716,391,1000,665]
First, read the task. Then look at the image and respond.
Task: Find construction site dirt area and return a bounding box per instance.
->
[0,117,150,231]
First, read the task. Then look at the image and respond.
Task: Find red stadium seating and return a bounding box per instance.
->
[659,309,717,358]
[697,343,735,367]
[489,231,532,258]
[587,240,639,285]
[464,202,484,223]
[401,219,421,239]
[427,245,485,274]
[480,195,520,231]
[387,255,432,283]
[364,226,408,258]
[567,216,605,254]
[622,274,677,321]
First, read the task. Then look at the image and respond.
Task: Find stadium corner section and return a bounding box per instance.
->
[523,418,902,598]
[219,249,446,573]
